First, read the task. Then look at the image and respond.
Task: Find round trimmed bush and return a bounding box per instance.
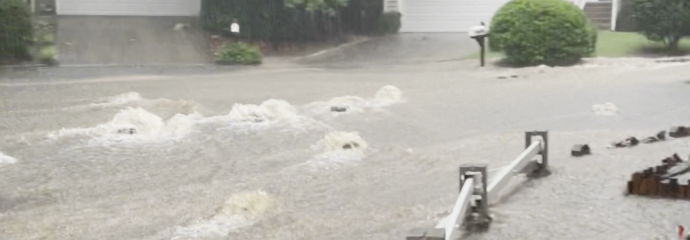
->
[215,42,263,65]
[489,0,597,66]
[0,0,32,63]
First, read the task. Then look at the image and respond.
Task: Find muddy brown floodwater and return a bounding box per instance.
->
[1,58,690,240]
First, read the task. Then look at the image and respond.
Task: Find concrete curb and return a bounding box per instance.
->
[292,37,372,62]
[0,63,49,69]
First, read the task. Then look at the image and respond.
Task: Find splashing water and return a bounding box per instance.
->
[172,190,275,240]
[0,152,17,167]
[591,102,618,116]
[372,85,404,106]
[48,107,202,143]
[202,99,324,132]
[304,131,370,170]
[302,85,404,118]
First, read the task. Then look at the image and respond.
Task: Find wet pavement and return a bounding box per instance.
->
[297,33,477,68]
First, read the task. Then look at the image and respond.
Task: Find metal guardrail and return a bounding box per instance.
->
[406,131,549,240]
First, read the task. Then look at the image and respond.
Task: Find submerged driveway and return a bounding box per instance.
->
[298,33,479,68]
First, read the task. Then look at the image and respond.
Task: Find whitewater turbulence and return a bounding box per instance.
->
[302,85,404,118]
[0,152,17,167]
[201,99,326,132]
[48,107,202,143]
[304,131,370,170]
[172,190,275,240]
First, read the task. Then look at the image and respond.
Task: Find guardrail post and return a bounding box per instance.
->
[526,131,549,176]
[459,163,488,224]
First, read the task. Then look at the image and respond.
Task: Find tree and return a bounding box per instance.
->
[0,0,33,63]
[631,0,690,53]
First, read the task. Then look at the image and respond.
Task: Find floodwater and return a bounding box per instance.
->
[2,59,690,240]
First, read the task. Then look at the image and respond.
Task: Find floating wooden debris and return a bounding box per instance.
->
[627,154,690,198]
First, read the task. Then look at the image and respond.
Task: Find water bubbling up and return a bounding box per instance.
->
[304,131,370,170]
[301,85,405,118]
[48,107,202,143]
[171,190,275,240]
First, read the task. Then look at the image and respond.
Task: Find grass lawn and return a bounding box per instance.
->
[465,31,690,59]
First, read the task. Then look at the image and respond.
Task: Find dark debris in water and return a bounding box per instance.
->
[571,144,591,157]
[117,128,136,135]
[342,142,360,150]
[331,106,348,113]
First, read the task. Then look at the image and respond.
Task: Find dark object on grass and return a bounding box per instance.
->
[330,106,348,112]
[657,130,666,140]
[626,137,639,146]
[662,153,684,165]
[641,131,667,143]
[669,126,689,138]
[641,137,658,143]
[610,137,640,148]
[571,144,591,157]
[117,128,136,135]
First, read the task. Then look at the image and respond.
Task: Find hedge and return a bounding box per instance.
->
[200,0,385,46]
[0,0,32,63]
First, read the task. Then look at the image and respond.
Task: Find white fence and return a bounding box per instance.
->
[410,131,549,240]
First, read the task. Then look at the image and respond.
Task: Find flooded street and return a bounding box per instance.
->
[2,59,690,240]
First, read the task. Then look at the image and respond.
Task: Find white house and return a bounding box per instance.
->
[55,0,200,16]
[390,0,616,32]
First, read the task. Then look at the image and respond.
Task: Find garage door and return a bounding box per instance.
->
[400,0,511,32]
[57,0,200,16]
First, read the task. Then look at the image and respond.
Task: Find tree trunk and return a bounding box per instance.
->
[667,35,682,55]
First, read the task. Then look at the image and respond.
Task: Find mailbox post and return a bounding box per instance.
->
[230,19,240,43]
[469,22,489,67]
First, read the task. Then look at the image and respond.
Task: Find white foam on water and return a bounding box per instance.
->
[304,131,370,170]
[302,85,404,118]
[591,102,618,116]
[201,99,326,132]
[171,190,274,240]
[0,152,17,167]
[372,85,404,106]
[47,107,203,143]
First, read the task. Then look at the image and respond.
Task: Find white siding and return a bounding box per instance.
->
[400,0,511,32]
[57,0,200,16]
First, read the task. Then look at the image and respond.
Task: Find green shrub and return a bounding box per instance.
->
[37,45,58,65]
[0,0,33,63]
[489,0,597,66]
[37,33,56,46]
[377,12,401,35]
[215,42,263,65]
[631,0,690,53]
